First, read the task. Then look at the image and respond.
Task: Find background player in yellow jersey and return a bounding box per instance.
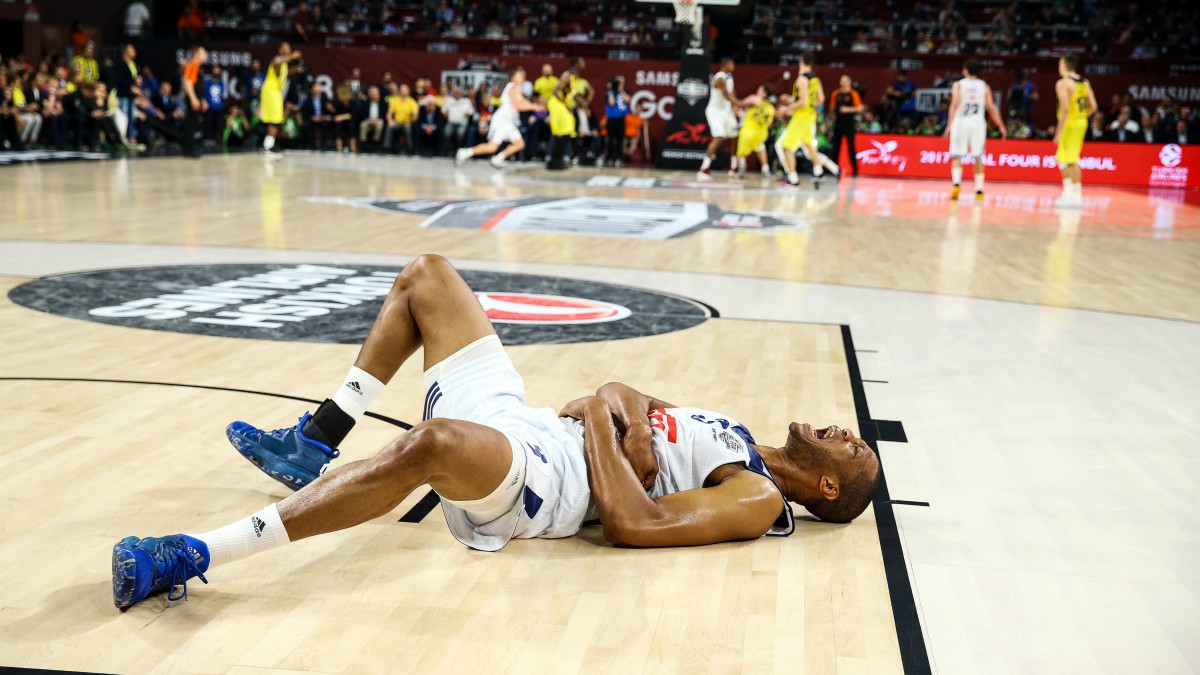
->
[775,53,840,188]
[734,85,775,178]
[260,42,302,154]
[547,57,589,170]
[1053,55,1097,208]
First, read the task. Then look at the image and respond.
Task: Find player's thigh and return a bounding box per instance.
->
[403,418,513,501]
[402,254,498,370]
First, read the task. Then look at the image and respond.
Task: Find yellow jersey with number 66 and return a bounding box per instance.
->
[1056,75,1090,166]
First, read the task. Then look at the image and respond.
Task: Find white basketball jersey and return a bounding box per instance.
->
[644,407,794,537]
[708,73,734,112]
[956,78,987,120]
[496,82,520,126]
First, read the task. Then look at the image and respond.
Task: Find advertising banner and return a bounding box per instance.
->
[851,135,1198,188]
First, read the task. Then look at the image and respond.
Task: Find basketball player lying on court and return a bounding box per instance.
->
[111,255,881,609]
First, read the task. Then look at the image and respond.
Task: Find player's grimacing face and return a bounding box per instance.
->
[786,422,871,471]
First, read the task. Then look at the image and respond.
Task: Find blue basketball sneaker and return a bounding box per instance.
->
[111,534,210,609]
[226,413,340,491]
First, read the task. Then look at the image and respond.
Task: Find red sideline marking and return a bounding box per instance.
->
[480,208,511,230]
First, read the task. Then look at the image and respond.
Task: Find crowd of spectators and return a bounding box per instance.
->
[837,67,1198,144]
[746,0,1200,60]
[156,0,1200,63]
[1,46,646,163]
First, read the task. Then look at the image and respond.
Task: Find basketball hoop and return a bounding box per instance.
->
[673,0,700,25]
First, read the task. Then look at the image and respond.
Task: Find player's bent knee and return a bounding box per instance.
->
[373,419,459,478]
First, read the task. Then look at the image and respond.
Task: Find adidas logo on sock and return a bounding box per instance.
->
[346,381,363,395]
[252,516,267,537]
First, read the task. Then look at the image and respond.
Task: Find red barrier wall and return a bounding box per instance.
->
[847,135,1198,188]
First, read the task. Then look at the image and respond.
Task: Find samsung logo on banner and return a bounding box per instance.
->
[176,50,251,67]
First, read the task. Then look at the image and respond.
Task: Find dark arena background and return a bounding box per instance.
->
[1,0,1198,673]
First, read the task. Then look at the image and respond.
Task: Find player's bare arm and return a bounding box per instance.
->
[943,82,959,137]
[985,85,1007,139]
[1054,78,1072,145]
[560,382,672,490]
[574,397,782,548]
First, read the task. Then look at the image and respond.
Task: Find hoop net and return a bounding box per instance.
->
[673,0,700,25]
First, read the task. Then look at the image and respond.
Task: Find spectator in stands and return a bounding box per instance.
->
[10,71,42,147]
[1131,38,1158,59]
[301,82,332,149]
[68,21,89,61]
[1088,112,1107,141]
[1007,114,1033,139]
[385,83,417,153]
[1140,113,1163,143]
[914,30,934,54]
[522,93,550,161]
[359,85,386,149]
[416,96,445,156]
[332,81,358,153]
[223,104,250,147]
[347,68,366,100]
[1173,119,1191,144]
[851,31,872,52]
[379,71,394,93]
[71,42,100,85]
[125,0,151,40]
[1106,106,1140,142]
[880,70,915,129]
[441,85,475,155]
[1007,70,1037,120]
[0,82,20,150]
[858,110,883,133]
[604,76,631,166]
[915,114,941,136]
[42,83,70,148]
[216,5,243,28]
[293,2,312,42]
[177,1,206,41]
[114,45,142,144]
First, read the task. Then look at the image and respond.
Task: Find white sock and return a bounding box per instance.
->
[331,366,385,421]
[1062,179,1072,196]
[761,165,771,175]
[189,503,291,569]
[263,135,275,150]
[819,152,839,173]
[787,171,799,184]
[974,173,984,192]
[952,166,963,185]
[813,161,824,177]
[1072,182,1083,198]
[700,156,712,171]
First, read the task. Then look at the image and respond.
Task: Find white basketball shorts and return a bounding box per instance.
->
[487,116,524,145]
[949,116,987,157]
[423,334,590,552]
[706,106,739,138]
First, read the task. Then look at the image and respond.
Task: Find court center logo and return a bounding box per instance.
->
[7,264,711,345]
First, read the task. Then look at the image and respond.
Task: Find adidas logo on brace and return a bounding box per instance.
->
[346,381,363,395]
[252,516,267,537]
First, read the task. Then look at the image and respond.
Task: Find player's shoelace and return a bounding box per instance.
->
[156,538,209,602]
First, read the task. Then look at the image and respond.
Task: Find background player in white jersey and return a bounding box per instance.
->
[698,57,744,180]
[456,67,544,169]
[944,59,1006,201]
[111,254,881,609]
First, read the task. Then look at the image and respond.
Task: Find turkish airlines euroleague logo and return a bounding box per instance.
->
[9,264,710,346]
[475,293,631,324]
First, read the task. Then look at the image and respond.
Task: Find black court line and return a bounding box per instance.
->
[0,377,413,430]
[889,500,931,507]
[863,379,889,384]
[398,490,442,523]
[841,325,931,675]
